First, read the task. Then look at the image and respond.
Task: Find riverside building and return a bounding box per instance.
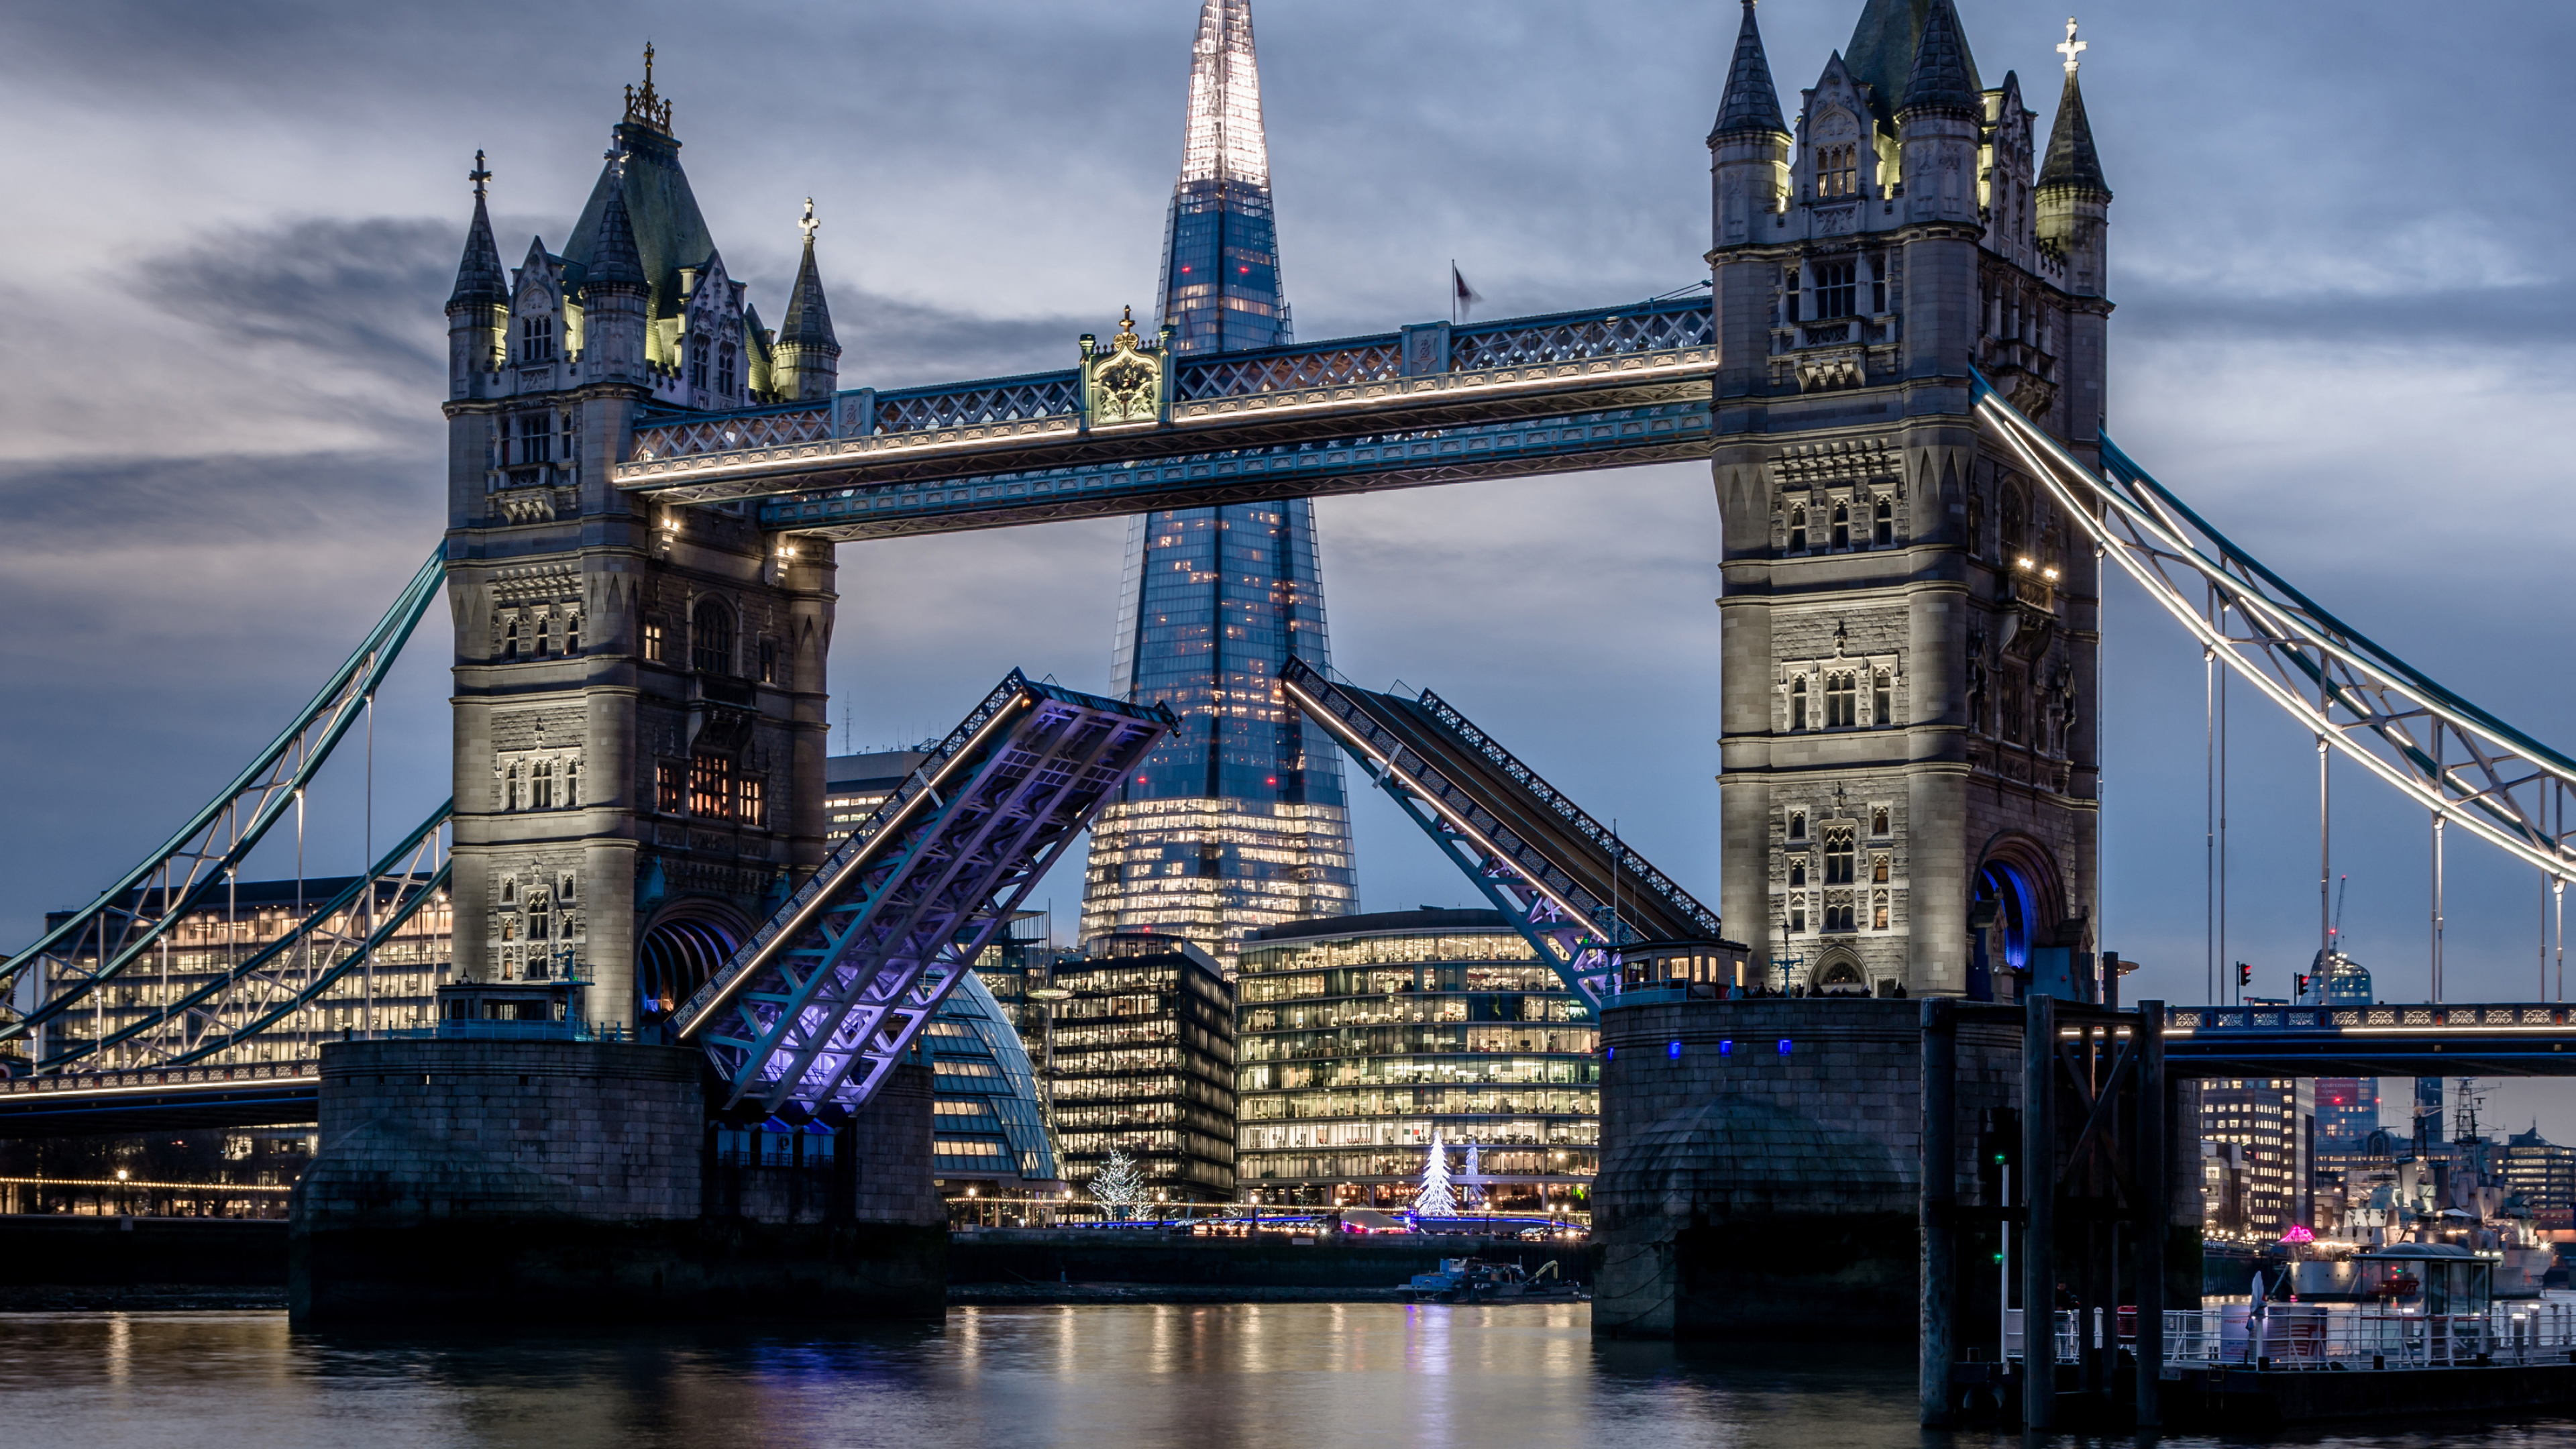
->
[1234,908,1598,1212]
[1079,0,1357,965]
[1045,936,1238,1203]
[2198,1075,2316,1240]
[33,876,452,1067]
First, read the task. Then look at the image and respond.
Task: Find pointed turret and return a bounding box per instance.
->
[1845,0,1981,129]
[445,151,506,399]
[1709,1,1786,138]
[2038,65,2109,196]
[1898,0,1979,117]
[2036,20,2111,300]
[580,167,650,383]
[447,180,508,313]
[1708,0,1793,262]
[774,199,841,402]
[587,176,647,292]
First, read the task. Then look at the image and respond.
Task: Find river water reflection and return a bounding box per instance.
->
[3,1304,2574,1448]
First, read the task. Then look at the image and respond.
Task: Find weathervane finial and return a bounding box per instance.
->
[469,149,491,201]
[800,197,819,246]
[623,41,674,133]
[2057,17,2087,75]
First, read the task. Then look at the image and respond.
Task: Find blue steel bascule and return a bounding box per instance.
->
[9,0,2576,1265]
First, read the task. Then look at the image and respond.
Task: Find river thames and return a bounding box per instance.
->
[4,1302,2572,1448]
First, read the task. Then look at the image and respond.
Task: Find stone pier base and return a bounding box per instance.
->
[289,1039,943,1324]
[1590,998,2020,1340]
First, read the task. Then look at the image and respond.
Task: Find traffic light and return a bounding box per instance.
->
[2238,961,2253,988]
[2296,973,2312,998]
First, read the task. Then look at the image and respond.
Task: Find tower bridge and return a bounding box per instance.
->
[5,0,2575,1342]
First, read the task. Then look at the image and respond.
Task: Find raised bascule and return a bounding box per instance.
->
[7,0,2576,1408]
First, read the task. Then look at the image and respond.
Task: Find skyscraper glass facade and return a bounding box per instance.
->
[1081,0,1355,964]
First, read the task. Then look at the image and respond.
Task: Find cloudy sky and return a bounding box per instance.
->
[5,0,2575,1134]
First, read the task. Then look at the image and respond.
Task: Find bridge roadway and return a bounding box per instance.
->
[9,1000,2576,1135]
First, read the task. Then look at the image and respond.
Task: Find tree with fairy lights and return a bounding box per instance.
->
[1091,1147,1148,1220]
[1413,1127,1457,1219]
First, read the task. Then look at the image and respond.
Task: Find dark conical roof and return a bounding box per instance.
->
[564,121,715,317]
[1844,0,1982,127]
[1710,1,1788,138]
[1900,0,1980,115]
[586,177,647,292]
[446,194,508,313]
[2038,66,2111,195]
[778,238,837,349]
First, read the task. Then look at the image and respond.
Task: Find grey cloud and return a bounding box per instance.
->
[141,217,456,390]
[2118,280,2576,350]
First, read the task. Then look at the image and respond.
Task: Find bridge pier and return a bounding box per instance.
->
[1591,997,2021,1340]
[289,1038,943,1324]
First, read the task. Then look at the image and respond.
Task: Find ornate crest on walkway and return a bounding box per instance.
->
[1080,307,1169,427]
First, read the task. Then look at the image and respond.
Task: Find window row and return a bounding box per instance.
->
[1786,498,1895,551]
[1784,889,1896,934]
[499,612,580,661]
[654,753,767,826]
[1786,806,1894,841]
[637,602,784,684]
[1783,254,1891,323]
[498,757,578,811]
[1786,669,1895,730]
[1782,836,1892,888]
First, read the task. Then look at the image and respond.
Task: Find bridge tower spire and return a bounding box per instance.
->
[773,199,841,402]
[1711,1,2108,998]
[441,52,837,1030]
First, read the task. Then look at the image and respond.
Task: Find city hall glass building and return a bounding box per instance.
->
[1079,0,1356,964]
[1234,910,1599,1212]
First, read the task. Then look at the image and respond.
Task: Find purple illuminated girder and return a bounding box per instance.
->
[677,671,1169,1117]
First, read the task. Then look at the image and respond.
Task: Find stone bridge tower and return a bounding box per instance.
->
[440,56,841,1029]
[1710,0,2110,999]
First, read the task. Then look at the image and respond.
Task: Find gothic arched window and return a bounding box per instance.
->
[1825,672,1858,728]
[692,598,734,676]
[1870,806,1890,836]
[1789,677,1809,731]
[500,619,519,661]
[1872,669,1892,726]
[1873,892,1890,930]
[1831,502,1851,550]
[1788,507,1808,553]
[1818,144,1857,199]
[530,759,553,810]
[1873,498,1894,546]
[1824,829,1856,885]
[1872,855,1890,884]
[1790,856,1807,887]
[1788,811,1807,841]
[717,343,737,397]
[689,337,710,390]
[2002,487,2030,565]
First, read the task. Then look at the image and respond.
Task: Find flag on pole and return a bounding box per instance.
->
[1450,262,1483,325]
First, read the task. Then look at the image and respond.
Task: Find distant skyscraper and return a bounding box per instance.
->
[1079,0,1355,965]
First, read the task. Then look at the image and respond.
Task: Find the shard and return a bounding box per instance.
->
[1079,0,1356,965]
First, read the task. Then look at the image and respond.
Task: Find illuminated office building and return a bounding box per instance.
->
[1079,0,1356,965]
[1046,936,1238,1203]
[1234,909,1599,1212]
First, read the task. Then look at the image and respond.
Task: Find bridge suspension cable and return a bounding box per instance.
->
[1,546,445,1042]
[1975,379,2575,889]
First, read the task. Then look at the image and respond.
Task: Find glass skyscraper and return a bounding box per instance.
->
[1080,0,1356,965]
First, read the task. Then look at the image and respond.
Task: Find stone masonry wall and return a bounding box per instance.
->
[1591,998,2019,1338]
[299,1038,706,1226]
